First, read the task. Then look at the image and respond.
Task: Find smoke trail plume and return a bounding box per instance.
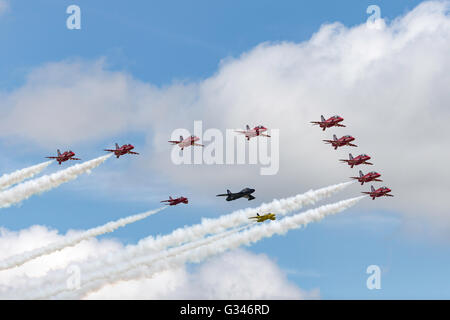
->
[98,181,355,260]
[4,181,352,298]
[0,155,111,209]
[0,207,166,271]
[24,196,363,299]
[0,161,52,190]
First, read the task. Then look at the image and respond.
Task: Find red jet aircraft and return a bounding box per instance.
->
[340,153,373,168]
[160,196,189,206]
[351,170,382,185]
[323,134,357,150]
[362,185,393,200]
[46,149,81,165]
[311,115,345,131]
[169,135,204,151]
[104,143,139,158]
[235,125,271,141]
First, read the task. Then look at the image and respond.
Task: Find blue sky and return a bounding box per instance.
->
[1,0,449,299]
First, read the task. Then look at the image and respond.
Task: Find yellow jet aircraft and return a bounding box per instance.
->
[249,212,276,223]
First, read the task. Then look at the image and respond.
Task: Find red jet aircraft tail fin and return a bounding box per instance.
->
[349,153,354,160]
[359,170,364,177]
[246,125,250,130]
[57,149,61,156]
[115,143,120,149]
[333,134,337,141]
[321,115,325,122]
[371,185,375,192]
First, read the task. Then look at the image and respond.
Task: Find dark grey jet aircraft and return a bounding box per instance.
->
[216,188,256,201]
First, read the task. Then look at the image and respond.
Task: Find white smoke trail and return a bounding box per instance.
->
[13,225,249,300]
[62,196,363,299]
[97,181,355,258]
[0,161,52,190]
[0,207,167,271]
[2,181,352,298]
[0,154,111,209]
[26,196,363,299]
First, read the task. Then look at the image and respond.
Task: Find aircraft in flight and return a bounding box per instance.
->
[249,212,276,223]
[323,134,357,150]
[216,188,256,201]
[46,150,81,165]
[310,115,345,131]
[340,153,373,168]
[362,185,393,200]
[351,170,383,185]
[104,143,139,158]
[169,135,204,151]
[160,196,189,206]
[235,125,271,141]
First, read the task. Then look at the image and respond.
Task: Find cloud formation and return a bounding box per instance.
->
[0,2,449,224]
[0,225,311,299]
[86,249,317,300]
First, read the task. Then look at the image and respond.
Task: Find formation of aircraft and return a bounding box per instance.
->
[40,116,393,226]
[362,186,393,200]
[160,196,189,206]
[249,212,276,223]
[46,150,81,165]
[168,135,204,151]
[104,143,139,158]
[216,188,256,201]
[311,115,345,131]
[48,143,139,165]
[323,134,357,150]
[235,125,271,141]
[339,153,373,168]
[350,170,382,185]
[313,114,393,200]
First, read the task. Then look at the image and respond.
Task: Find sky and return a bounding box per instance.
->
[0,0,449,299]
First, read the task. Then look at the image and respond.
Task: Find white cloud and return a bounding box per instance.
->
[0,226,313,299]
[85,249,317,300]
[0,1,449,226]
[0,225,122,288]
